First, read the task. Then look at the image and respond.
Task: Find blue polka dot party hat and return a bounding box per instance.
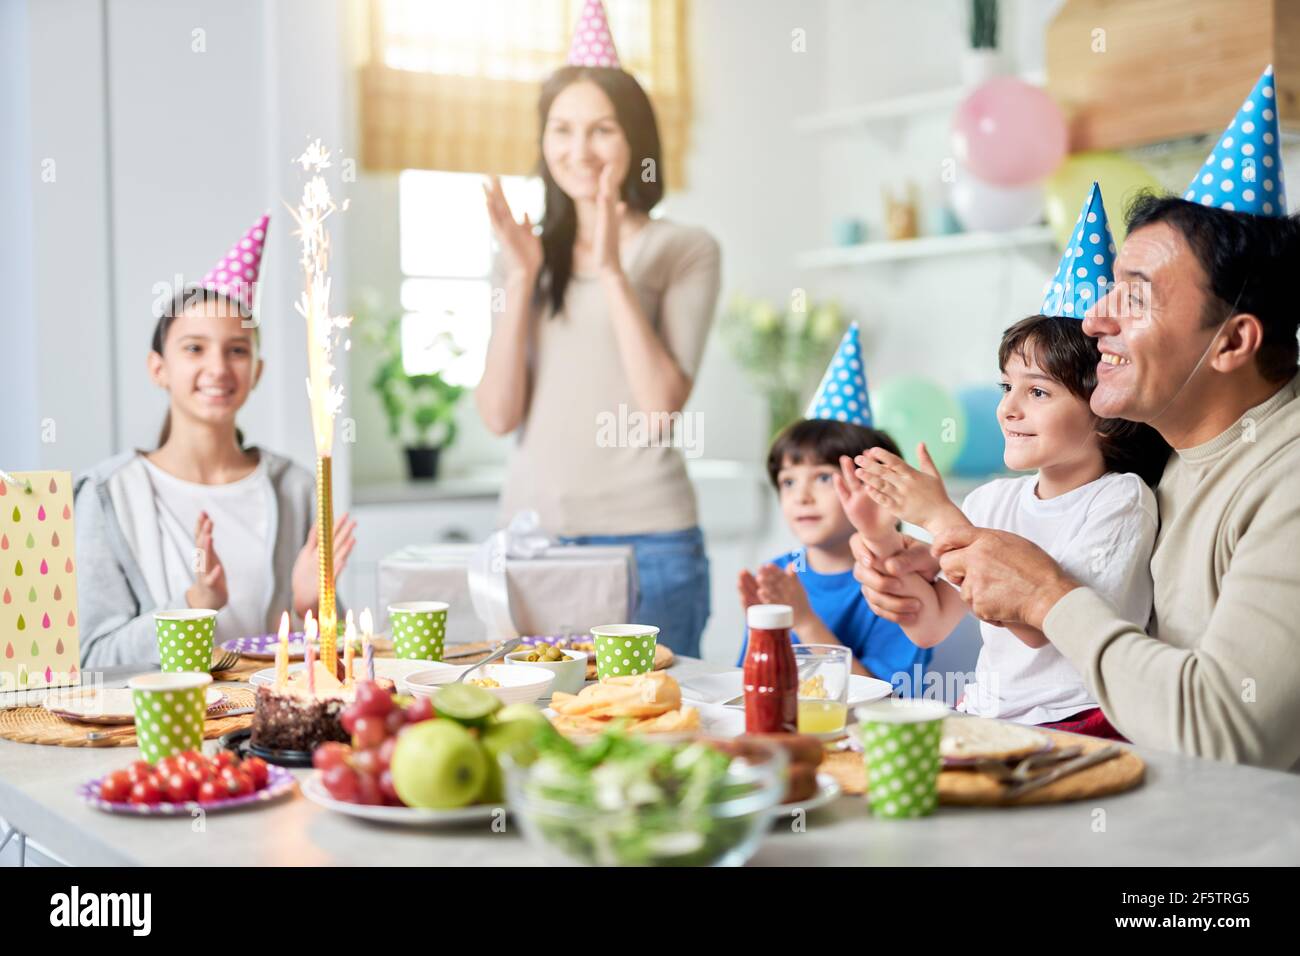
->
[1184,65,1287,217]
[806,322,872,425]
[1039,182,1115,320]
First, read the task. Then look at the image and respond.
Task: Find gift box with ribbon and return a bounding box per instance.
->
[376,511,639,643]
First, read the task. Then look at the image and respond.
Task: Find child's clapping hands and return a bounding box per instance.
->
[854,442,969,535]
[738,563,814,631]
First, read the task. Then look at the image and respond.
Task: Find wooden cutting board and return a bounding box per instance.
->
[820,730,1145,807]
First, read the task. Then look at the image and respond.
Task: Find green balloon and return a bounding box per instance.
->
[871,377,967,474]
[1045,151,1162,250]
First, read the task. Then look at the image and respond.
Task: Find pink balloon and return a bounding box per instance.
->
[952,77,1067,186]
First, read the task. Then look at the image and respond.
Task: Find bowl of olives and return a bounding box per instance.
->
[505,645,589,695]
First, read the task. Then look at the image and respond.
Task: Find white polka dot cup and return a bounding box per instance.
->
[128,671,212,764]
[854,699,949,820]
[590,624,659,680]
[154,609,217,673]
[388,602,449,661]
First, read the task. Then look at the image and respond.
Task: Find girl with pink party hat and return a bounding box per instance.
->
[74,214,358,667]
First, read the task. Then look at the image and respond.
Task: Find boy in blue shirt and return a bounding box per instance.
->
[737,417,931,693]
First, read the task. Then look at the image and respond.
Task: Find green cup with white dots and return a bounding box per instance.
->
[129,671,212,764]
[388,602,449,661]
[855,699,949,820]
[154,609,217,673]
[590,624,659,680]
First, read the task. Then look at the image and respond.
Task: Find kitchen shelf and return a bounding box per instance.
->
[796,225,1055,270]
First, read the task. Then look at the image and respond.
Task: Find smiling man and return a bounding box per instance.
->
[859,68,1300,770]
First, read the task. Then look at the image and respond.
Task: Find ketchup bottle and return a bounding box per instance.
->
[743,604,797,734]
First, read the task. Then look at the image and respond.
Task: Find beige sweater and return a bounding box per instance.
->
[499,219,721,536]
[1044,372,1300,770]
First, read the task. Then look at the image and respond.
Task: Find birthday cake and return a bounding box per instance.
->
[250,658,393,753]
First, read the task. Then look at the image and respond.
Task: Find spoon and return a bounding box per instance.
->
[454,637,524,684]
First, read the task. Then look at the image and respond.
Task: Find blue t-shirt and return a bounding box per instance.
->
[736,550,931,696]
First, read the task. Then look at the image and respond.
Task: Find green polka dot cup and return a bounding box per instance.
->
[154,609,217,673]
[855,699,949,820]
[590,624,659,680]
[129,672,212,764]
[388,602,449,661]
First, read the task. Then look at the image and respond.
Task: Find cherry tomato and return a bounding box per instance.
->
[352,715,387,751]
[197,780,221,803]
[154,756,182,778]
[241,756,270,790]
[162,770,198,803]
[124,760,155,783]
[218,767,252,798]
[129,778,162,805]
[212,751,237,769]
[100,770,133,803]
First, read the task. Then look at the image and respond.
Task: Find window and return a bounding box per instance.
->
[397,169,543,386]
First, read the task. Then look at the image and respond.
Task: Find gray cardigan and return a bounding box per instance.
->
[74,449,315,669]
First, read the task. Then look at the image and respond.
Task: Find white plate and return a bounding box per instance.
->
[44,687,225,725]
[768,773,843,819]
[541,701,746,739]
[248,658,457,688]
[300,772,501,826]
[679,672,894,709]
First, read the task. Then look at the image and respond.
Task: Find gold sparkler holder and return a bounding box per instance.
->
[316,455,337,674]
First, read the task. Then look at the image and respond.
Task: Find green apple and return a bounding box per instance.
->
[391,720,488,809]
[494,702,548,726]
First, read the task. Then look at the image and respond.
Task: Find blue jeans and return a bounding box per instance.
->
[558,527,710,659]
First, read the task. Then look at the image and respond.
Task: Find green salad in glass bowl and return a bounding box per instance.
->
[505,728,787,867]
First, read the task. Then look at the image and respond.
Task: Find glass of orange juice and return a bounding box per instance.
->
[794,644,850,735]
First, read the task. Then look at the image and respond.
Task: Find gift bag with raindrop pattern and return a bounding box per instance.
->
[0,471,80,692]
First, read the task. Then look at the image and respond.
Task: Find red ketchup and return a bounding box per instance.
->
[743,604,797,734]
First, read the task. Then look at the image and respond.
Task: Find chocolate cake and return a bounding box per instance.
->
[250,684,351,752]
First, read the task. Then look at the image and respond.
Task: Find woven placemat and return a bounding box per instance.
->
[0,688,255,748]
[820,730,1145,807]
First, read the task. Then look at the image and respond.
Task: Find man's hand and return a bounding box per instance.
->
[931,525,1079,629]
[850,532,941,627]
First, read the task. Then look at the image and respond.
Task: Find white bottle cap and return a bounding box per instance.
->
[747,604,793,630]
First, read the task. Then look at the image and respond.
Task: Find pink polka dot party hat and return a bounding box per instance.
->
[567,0,620,69]
[201,212,270,312]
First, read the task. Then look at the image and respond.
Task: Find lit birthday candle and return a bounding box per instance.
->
[360,608,375,682]
[343,608,356,686]
[304,611,318,696]
[274,611,290,689]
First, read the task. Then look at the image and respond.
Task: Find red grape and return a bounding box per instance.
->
[354,681,394,718]
[384,709,406,735]
[355,771,382,806]
[378,769,401,805]
[340,707,359,735]
[377,736,397,771]
[352,715,387,750]
[322,764,360,802]
[405,697,434,724]
[312,741,351,771]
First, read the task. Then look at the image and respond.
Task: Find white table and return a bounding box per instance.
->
[2,660,1298,866]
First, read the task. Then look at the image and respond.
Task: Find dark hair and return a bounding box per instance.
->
[535,66,664,316]
[1125,193,1300,383]
[999,314,1170,487]
[151,285,256,449]
[766,419,902,490]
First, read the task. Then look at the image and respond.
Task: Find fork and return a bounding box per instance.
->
[210,648,241,673]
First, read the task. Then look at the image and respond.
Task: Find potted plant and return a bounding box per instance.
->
[357,302,465,481]
[720,294,848,440]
